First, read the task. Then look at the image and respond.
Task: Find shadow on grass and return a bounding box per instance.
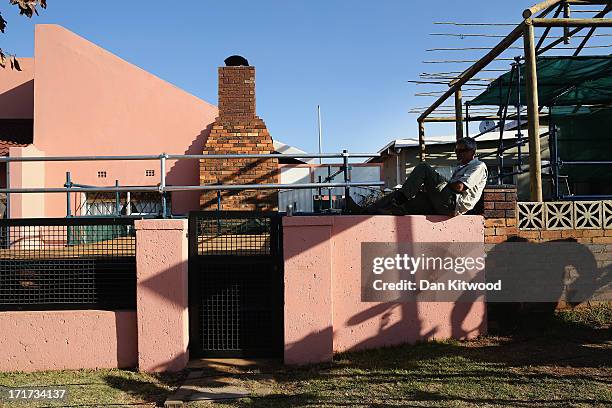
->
[102,371,185,407]
[208,307,611,407]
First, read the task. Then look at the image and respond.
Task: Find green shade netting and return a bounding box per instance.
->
[552,107,612,183]
[469,56,612,106]
[549,105,610,117]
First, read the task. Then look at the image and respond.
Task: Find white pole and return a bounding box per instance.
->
[317,105,323,165]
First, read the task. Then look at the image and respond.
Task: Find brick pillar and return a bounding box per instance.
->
[200,64,278,211]
[483,184,517,244]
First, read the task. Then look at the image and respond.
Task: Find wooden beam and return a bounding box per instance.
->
[454,89,464,140]
[418,121,426,162]
[523,0,563,19]
[523,21,543,202]
[536,4,565,50]
[563,1,572,44]
[532,17,612,26]
[423,116,499,123]
[536,5,611,54]
[574,26,597,54]
[419,22,525,122]
[565,0,612,5]
[422,114,551,123]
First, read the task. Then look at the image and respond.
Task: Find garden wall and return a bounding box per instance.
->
[283,215,486,365]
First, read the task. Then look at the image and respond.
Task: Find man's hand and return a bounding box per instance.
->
[448,181,466,193]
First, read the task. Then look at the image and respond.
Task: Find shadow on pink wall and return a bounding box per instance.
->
[166,124,213,215]
[283,215,486,365]
[0,80,34,119]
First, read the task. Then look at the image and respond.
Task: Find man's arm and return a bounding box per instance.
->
[448,181,466,193]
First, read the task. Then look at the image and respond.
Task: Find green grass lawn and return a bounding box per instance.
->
[1,304,611,407]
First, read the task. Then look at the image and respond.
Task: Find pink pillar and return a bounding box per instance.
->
[283,217,333,365]
[135,219,189,372]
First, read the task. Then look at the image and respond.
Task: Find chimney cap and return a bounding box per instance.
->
[224,55,250,67]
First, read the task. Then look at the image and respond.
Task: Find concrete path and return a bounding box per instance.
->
[164,359,280,407]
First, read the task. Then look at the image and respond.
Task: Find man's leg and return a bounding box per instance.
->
[345,163,451,215]
[426,185,457,216]
[397,191,437,215]
[399,162,447,201]
[363,190,405,215]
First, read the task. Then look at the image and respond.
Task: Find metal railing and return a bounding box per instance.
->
[0,152,384,217]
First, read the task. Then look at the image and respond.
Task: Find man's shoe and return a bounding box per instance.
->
[344,196,364,215]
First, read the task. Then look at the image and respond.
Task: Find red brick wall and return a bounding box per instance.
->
[483,185,517,244]
[200,66,278,211]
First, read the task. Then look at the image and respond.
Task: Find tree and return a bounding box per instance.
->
[0,0,47,70]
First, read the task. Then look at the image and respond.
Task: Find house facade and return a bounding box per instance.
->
[1,25,218,218]
[0,25,382,218]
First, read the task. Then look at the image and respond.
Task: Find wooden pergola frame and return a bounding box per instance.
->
[416,0,612,201]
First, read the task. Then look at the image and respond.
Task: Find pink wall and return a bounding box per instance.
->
[283,215,486,365]
[8,145,45,218]
[0,58,34,119]
[135,219,189,372]
[0,311,137,372]
[27,25,218,217]
[0,219,189,373]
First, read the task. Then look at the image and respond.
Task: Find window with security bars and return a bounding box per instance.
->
[195,215,272,256]
[0,219,136,310]
[81,192,165,217]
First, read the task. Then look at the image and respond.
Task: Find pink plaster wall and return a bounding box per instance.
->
[135,219,189,372]
[29,25,218,217]
[0,58,34,119]
[8,145,45,218]
[283,222,334,365]
[0,311,137,372]
[283,215,486,365]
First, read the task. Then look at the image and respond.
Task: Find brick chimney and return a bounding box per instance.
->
[200,58,278,211]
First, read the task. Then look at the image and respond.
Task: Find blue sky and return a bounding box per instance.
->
[1,1,599,154]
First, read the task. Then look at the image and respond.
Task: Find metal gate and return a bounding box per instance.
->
[188,211,284,358]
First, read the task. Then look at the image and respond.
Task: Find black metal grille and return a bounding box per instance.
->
[189,212,283,358]
[196,215,272,256]
[0,218,136,310]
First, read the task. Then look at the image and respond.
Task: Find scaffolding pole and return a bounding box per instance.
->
[524,21,543,202]
[454,89,464,140]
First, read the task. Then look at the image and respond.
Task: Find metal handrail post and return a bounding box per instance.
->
[342,149,350,209]
[115,180,121,216]
[465,104,470,137]
[497,63,517,184]
[65,172,72,217]
[327,166,333,211]
[551,123,560,200]
[5,161,9,219]
[160,153,167,218]
[515,56,524,172]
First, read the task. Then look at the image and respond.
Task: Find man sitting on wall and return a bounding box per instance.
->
[347,137,488,216]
